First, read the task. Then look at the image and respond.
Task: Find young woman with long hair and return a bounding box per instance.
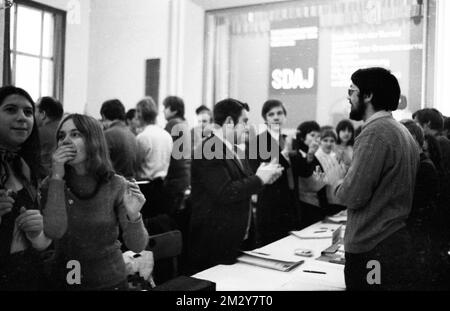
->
[42,114,149,290]
[0,86,51,290]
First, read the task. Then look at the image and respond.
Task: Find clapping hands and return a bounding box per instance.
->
[256,159,284,185]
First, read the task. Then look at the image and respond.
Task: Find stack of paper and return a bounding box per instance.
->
[290,223,342,239]
[237,251,304,272]
[326,210,347,223]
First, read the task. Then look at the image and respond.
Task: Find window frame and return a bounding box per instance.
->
[5,0,66,101]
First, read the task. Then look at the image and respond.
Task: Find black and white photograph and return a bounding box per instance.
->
[0,0,450,298]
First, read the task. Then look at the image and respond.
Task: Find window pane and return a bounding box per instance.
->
[42,12,54,58]
[41,59,54,97]
[16,5,42,55]
[10,5,15,49]
[15,54,40,101]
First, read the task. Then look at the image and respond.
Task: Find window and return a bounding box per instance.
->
[7,0,65,101]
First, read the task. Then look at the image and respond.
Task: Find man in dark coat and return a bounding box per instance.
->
[188,98,283,273]
[249,100,299,246]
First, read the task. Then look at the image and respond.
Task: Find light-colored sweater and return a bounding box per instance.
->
[42,174,149,289]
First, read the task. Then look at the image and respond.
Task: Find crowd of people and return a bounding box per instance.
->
[1,66,450,290]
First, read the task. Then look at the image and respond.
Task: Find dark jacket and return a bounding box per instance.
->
[104,121,138,179]
[164,118,191,194]
[188,134,263,272]
[249,130,299,245]
[38,119,60,179]
[409,152,439,232]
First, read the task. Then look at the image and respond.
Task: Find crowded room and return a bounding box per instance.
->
[0,0,450,292]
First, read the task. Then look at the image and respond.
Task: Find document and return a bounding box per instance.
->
[238,251,305,272]
[290,223,342,239]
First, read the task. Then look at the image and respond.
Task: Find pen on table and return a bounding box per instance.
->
[314,230,327,233]
[303,270,327,275]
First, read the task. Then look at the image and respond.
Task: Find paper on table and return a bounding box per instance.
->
[193,264,292,291]
[326,210,348,223]
[279,261,346,290]
[290,223,342,239]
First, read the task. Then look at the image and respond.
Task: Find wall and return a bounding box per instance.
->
[35,0,91,114]
[0,9,4,86]
[86,0,170,118]
[180,0,204,127]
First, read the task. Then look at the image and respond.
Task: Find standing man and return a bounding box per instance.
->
[333,67,420,290]
[163,96,191,220]
[188,98,283,273]
[249,99,298,246]
[35,96,64,178]
[135,97,173,220]
[191,105,213,151]
[100,99,138,179]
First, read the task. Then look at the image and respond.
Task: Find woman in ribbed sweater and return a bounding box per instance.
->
[42,114,149,290]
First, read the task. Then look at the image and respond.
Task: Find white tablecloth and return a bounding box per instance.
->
[192,221,346,291]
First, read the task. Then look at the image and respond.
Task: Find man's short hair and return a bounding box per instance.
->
[401,119,424,147]
[137,97,158,124]
[412,108,444,132]
[261,99,286,120]
[351,67,401,112]
[100,99,126,121]
[195,105,211,115]
[37,96,63,121]
[213,98,245,126]
[163,96,185,119]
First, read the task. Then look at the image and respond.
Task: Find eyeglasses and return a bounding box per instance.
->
[348,88,359,96]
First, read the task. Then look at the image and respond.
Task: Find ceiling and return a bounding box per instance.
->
[191,0,289,11]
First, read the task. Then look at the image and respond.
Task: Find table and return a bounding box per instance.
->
[192,221,346,291]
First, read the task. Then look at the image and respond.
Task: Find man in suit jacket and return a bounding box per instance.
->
[188,98,283,273]
[249,100,299,246]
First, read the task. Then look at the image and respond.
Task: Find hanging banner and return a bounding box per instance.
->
[269,17,319,122]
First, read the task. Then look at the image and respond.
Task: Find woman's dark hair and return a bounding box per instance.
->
[0,86,41,185]
[137,97,158,124]
[336,119,355,146]
[125,109,136,124]
[57,114,114,183]
[261,99,286,120]
[401,119,424,149]
[297,121,321,141]
[294,121,321,151]
[351,67,401,111]
[163,96,185,119]
[424,133,442,172]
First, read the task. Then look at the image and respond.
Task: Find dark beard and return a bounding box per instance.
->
[349,97,366,121]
